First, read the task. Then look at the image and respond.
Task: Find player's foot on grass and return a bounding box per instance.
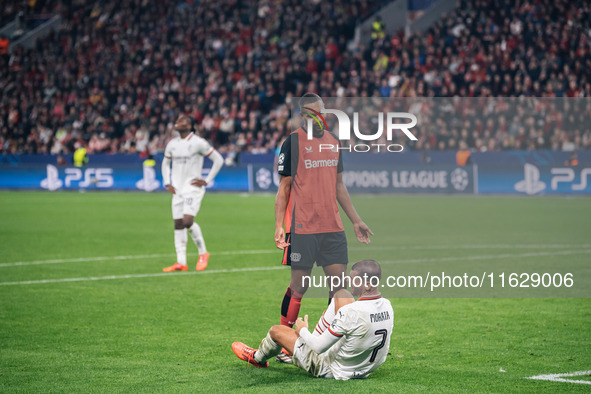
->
[196,252,210,271]
[162,262,188,272]
[232,342,268,368]
[275,349,292,364]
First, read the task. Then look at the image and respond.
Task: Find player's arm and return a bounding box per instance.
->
[191,146,223,187]
[336,173,373,244]
[204,149,224,184]
[275,175,291,249]
[161,151,175,194]
[274,134,294,249]
[295,315,341,354]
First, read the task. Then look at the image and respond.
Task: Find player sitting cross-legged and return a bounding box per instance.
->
[232,260,393,380]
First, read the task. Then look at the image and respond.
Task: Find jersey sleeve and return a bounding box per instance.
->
[197,138,214,157]
[278,133,298,177]
[164,141,173,159]
[328,306,356,337]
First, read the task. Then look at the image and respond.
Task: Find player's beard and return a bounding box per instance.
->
[311,122,324,137]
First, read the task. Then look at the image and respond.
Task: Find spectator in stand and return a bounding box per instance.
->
[0,0,590,155]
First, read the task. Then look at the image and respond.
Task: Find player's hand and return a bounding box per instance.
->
[165,185,176,194]
[294,315,308,335]
[191,179,207,187]
[354,221,374,244]
[275,226,289,249]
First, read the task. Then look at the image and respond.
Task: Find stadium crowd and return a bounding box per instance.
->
[0,0,590,156]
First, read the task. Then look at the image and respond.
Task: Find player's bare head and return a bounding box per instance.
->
[299,93,325,135]
[174,115,192,133]
[299,92,324,114]
[350,260,382,297]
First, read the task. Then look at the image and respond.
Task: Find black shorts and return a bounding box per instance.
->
[281,231,348,269]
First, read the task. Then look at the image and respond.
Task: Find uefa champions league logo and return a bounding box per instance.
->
[256,168,272,190]
[450,168,469,191]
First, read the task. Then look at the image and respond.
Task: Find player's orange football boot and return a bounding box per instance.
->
[196,252,210,271]
[162,262,188,272]
[232,342,268,368]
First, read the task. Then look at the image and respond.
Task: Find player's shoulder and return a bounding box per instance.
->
[336,302,364,322]
[280,130,300,149]
[190,133,211,145]
[287,129,304,140]
[164,136,180,149]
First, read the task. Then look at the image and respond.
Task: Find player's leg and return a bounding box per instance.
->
[280,267,312,328]
[318,231,348,301]
[258,325,299,360]
[232,324,299,367]
[163,196,188,272]
[280,233,317,327]
[183,191,209,270]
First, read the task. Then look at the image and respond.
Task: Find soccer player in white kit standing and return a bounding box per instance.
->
[161,115,224,272]
[232,260,394,380]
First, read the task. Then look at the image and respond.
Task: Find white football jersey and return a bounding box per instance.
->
[326,296,394,380]
[163,132,214,194]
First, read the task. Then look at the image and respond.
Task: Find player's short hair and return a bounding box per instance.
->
[299,93,324,112]
[176,114,198,130]
[176,114,191,124]
[351,259,382,281]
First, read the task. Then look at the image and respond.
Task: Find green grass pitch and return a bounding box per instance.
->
[0,191,590,392]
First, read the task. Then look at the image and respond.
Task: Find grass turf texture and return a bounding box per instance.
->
[0,191,590,392]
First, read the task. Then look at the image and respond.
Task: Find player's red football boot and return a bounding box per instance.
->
[162,262,188,272]
[232,342,269,368]
[196,252,210,271]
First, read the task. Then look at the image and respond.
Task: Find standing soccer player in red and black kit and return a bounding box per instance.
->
[274,93,373,362]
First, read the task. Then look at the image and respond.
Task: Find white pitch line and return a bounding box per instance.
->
[1,249,590,287]
[526,370,591,385]
[0,265,286,286]
[1,244,589,268]
[0,249,278,268]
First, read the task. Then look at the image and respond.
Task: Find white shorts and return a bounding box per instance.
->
[171,190,205,219]
[292,337,334,379]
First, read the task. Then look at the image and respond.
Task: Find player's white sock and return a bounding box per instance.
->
[254,332,281,363]
[189,223,207,255]
[174,229,187,265]
[313,299,336,336]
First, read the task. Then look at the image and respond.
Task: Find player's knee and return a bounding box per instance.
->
[174,220,184,230]
[182,218,193,228]
[290,281,308,297]
[269,325,282,341]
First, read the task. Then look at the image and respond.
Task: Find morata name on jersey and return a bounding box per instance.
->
[370,310,391,323]
[304,159,339,169]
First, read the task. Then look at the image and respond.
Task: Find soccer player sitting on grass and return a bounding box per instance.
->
[232,260,393,380]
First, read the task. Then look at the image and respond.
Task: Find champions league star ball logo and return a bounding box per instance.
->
[256,168,272,190]
[450,168,469,191]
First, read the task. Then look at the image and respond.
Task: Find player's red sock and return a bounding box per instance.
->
[280,287,303,328]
